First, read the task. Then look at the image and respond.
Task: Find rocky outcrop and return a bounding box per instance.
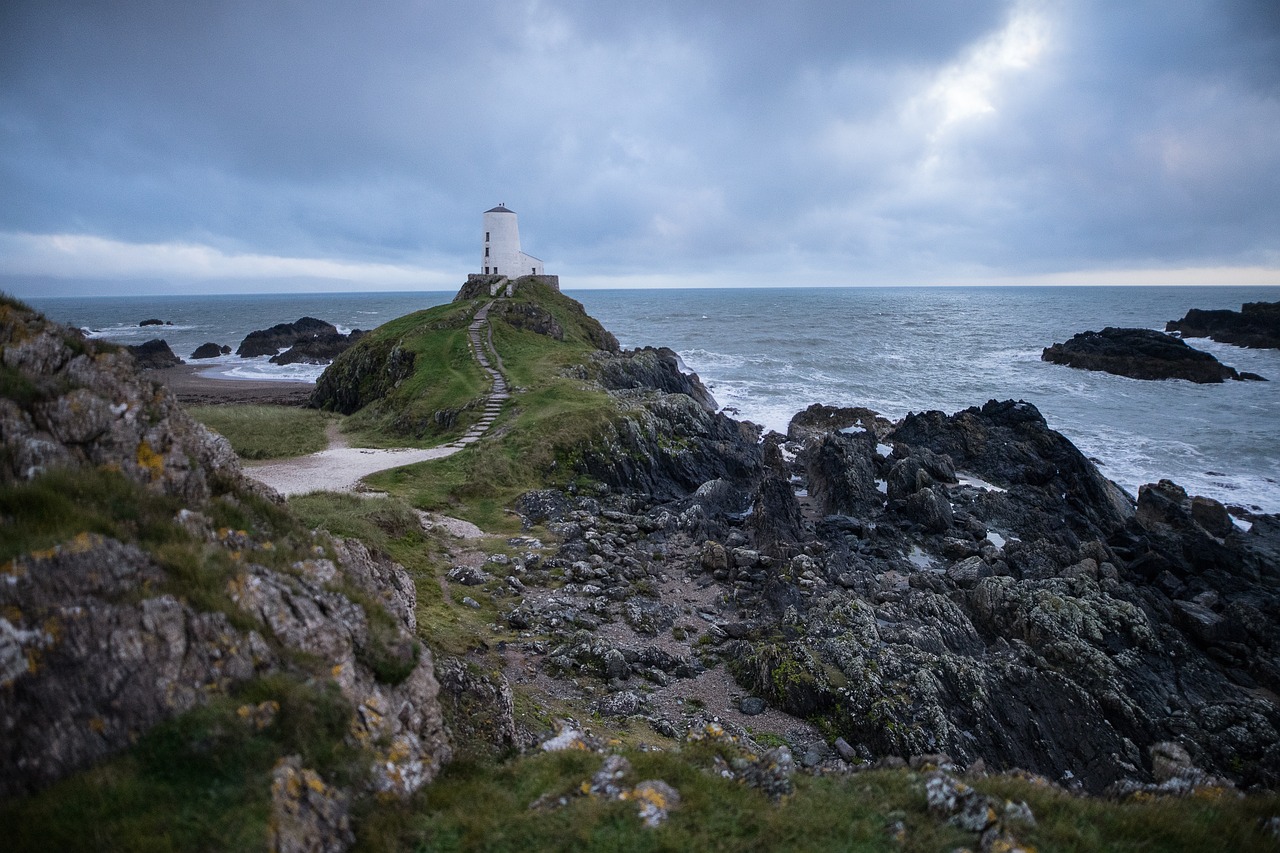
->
[0,533,272,797]
[1167,301,1280,350]
[1041,327,1262,383]
[0,300,452,803]
[1,304,246,503]
[127,338,183,369]
[310,336,417,415]
[598,347,718,412]
[271,329,365,365]
[236,317,340,358]
[788,404,893,442]
[190,342,231,359]
[505,386,1278,795]
[578,391,762,500]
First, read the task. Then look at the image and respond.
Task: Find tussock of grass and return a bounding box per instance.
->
[189,404,332,459]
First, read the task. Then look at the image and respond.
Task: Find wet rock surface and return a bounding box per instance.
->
[1166,300,1280,350]
[1041,327,1261,383]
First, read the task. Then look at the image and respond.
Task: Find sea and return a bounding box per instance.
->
[26,285,1280,515]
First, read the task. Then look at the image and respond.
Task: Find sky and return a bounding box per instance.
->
[2,0,1279,295]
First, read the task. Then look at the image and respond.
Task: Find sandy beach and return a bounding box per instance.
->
[145,364,315,407]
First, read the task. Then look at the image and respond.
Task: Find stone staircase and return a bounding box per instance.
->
[445,297,510,448]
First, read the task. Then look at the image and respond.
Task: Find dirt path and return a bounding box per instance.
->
[243,296,511,496]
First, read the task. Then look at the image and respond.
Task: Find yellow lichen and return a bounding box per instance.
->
[136,440,164,479]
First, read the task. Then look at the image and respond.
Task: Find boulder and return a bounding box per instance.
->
[1041,327,1261,383]
[126,338,183,369]
[190,342,230,359]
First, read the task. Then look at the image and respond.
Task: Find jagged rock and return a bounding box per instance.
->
[1042,327,1260,382]
[0,534,272,798]
[434,657,527,756]
[190,342,230,359]
[126,338,183,369]
[592,690,648,717]
[1166,301,1280,350]
[268,756,353,853]
[236,317,337,358]
[787,403,893,442]
[578,393,762,500]
[901,484,954,532]
[749,475,807,553]
[599,347,718,411]
[271,330,365,365]
[804,430,881,516]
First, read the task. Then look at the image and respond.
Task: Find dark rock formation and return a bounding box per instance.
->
[577,392,762,500]
[598,347,718,412]
[310,335,417,415]
[271,329,365,365]
[515,388,1278,794]
[1041,327,1262,383]
[126,338,183,369]
[235,317,338,358]
[1167,301,1280,350]
[788,403,893,442]
[190,342,230,359]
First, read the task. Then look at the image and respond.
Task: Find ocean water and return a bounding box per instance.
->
[28,285,1280,514]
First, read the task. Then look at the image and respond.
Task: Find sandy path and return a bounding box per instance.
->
[244,444,461,496]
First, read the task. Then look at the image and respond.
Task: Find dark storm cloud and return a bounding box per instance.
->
[0,0,1277,290]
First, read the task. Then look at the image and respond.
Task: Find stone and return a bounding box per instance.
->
[190,342,229,359]
[268,756,353,853]
[126,338,183,369]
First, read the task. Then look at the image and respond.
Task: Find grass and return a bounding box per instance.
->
[352,745,1280,852]
[1,676,359,853]
[188,404,333,459]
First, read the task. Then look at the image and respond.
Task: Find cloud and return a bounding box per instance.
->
[0,232,451,288]
[1,0,1278,292]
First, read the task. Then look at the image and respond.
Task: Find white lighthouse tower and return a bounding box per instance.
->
[481,204,544,277]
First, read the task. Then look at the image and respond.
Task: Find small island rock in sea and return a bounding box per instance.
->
[1042,326,1266,382]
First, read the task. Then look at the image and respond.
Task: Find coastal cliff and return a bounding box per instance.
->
[3,286,1279,850]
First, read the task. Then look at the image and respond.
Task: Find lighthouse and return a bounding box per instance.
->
[481,204,544,277]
